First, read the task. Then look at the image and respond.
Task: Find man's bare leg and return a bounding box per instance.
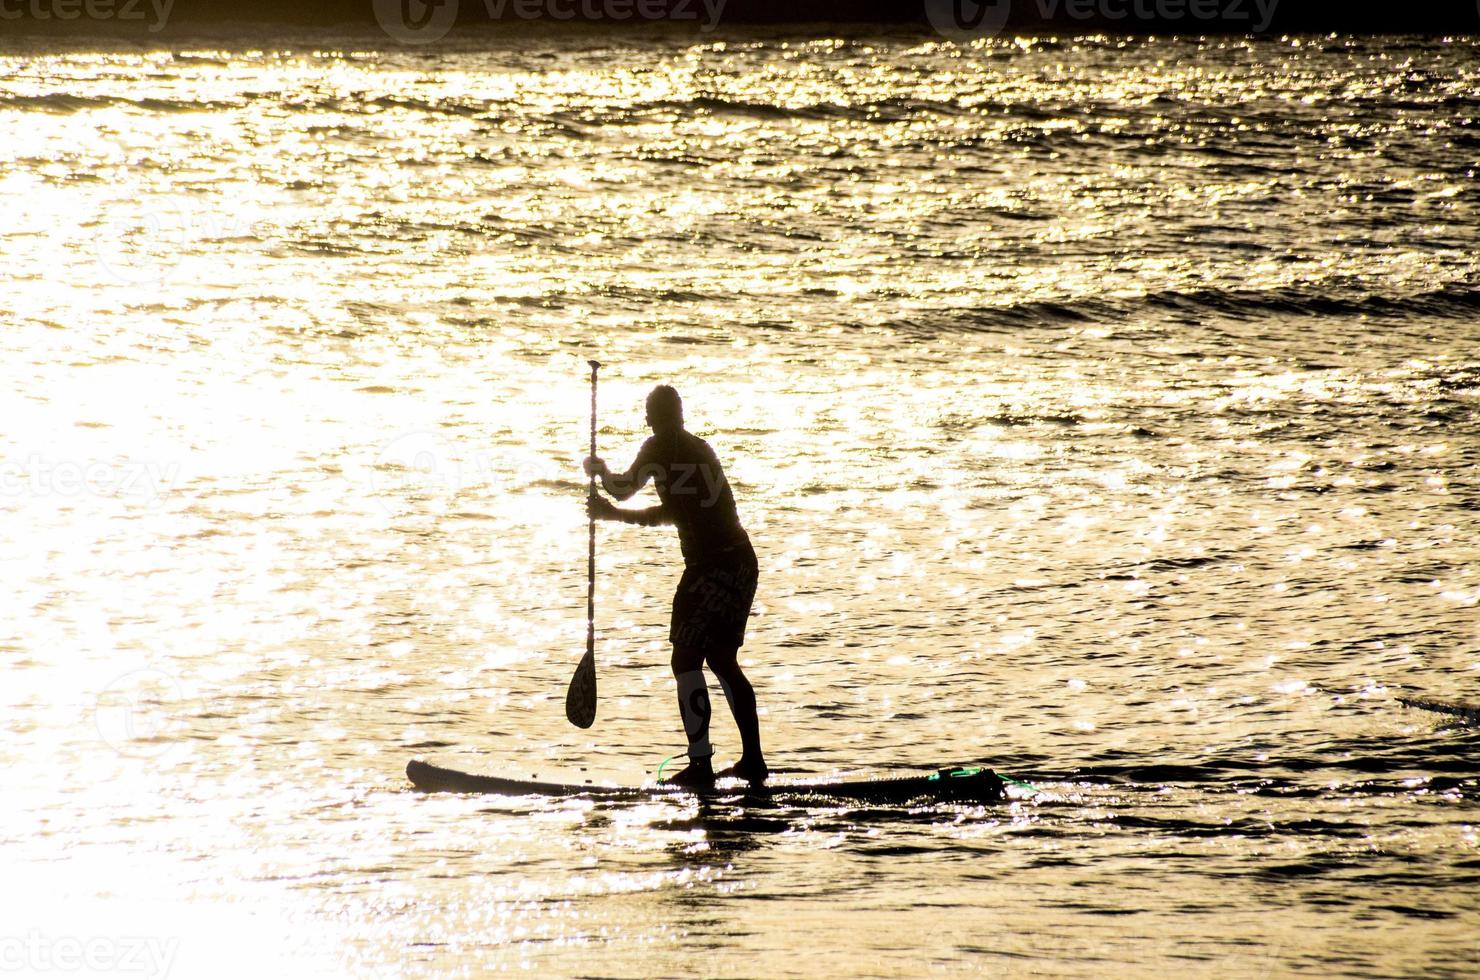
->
[706,646,768,783]
[665,646,714,786]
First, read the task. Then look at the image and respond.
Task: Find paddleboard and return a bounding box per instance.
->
[406,759,1004,804]
[1398,695,1480,725]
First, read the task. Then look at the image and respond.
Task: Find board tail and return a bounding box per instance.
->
[1399,695,1480,725]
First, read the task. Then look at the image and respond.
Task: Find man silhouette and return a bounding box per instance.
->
[585,385,766,786]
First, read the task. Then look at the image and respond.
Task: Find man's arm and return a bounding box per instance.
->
[585,439,657,501]
[588,496,671,526]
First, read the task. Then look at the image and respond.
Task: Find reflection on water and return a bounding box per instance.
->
[2,28,1478,977]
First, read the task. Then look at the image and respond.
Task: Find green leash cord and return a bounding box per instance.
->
[656,753,680,782]
[998,772,1041,795]
[925,765,1044,796]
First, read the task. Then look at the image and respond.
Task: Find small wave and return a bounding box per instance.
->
[369,94,491,119]
[982,412,1086,428]
[1432,365,1480,394]
[0,93,241,113]
[629,95,963,126]
[526,478,577,492]
[1139,283,1480,322]
[130,96,239,113]
[948,298,1121,332]
[1048,733,1480,785]
[932,284,1480,334]
[0,93,118,112]
[1137,553,1232,573]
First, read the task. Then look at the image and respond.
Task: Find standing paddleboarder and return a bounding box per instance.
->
[584,385,766,786]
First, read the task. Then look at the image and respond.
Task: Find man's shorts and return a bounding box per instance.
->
[670,545,759,651]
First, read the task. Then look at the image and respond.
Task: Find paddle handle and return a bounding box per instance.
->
[587,360,599,660]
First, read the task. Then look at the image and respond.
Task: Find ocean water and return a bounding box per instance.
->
[2,29,1478,977]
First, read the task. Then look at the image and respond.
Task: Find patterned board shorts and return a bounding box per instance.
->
[670,550,759,651]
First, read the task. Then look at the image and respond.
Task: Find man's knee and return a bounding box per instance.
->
[671,646,704,675]
[704,647,742,676]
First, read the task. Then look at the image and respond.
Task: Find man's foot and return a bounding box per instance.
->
[662,756,715,788]
[715,756,769,785]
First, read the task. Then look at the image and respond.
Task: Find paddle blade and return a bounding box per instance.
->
[565,652,596,729]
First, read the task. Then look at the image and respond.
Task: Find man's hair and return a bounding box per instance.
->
[646,385,683,428]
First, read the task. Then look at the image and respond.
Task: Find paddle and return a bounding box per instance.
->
[565,359,600,729]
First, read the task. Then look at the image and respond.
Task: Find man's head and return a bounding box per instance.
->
[645,385,684,434]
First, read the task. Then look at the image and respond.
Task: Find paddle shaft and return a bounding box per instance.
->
[586,360,599,661]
